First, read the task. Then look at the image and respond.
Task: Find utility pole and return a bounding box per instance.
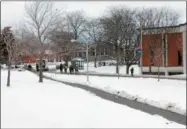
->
[117,40,120,79]
[86,43,89,82]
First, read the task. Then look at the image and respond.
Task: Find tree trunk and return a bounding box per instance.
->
[126,64,130,74]
[158,66,160,82]
[116,58,119,74]
[94,56,97,68]
[149,65,152,74]
[115,45,119,74]
[39,55,43,83]
[7,63,11,87]
[94,47,97,68]
[158,61,160,82]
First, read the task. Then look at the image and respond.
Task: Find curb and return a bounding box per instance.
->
[47,70,186,81]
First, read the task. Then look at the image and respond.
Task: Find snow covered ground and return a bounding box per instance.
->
[53,61,141,75]
[1,70,185,128]
[79,64,141,75]
[171,74,187,78]
[44,73,186,116]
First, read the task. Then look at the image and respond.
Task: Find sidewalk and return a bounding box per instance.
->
[44,72,186,116]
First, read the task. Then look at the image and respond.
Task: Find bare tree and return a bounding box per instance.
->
[66,10,86,40]
[1,27,22,86]
[0,32,8,64]
[84,18,104,67]
[101,6,138,74]
[48,28,80,65]
[24,1,61,82]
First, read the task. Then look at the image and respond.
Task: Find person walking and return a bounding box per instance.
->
[59,63,63,73]
[130,67,134,76]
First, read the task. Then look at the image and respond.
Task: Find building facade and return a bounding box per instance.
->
[140,23,186,75]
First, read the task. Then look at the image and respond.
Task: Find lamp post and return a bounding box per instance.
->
[86,43,89,82]
[117,40,120,79]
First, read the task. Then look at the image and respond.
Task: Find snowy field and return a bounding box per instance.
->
[44,73,186,116]
[53,61,141,75]
[1,70,185,128]
[79,64,141,75]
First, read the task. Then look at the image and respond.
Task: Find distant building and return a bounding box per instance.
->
[140,23,186,75]
[56,42,124,62]
[23,42,125,64]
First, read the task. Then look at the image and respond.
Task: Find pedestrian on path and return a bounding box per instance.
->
[130,67,134,76]
[60,64,63,73]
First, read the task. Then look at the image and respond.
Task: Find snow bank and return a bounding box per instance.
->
[44,73,186,116]
[1,70,185,128]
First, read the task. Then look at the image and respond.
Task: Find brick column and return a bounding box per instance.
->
[140,29,143,75]
[183,31,186,74]
[165,34,169,76]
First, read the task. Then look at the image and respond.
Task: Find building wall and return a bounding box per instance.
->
[23,56,37,64]
[141,23,186,75]
[167,32,183,67]
[142,34,163,66]
[182,28,186,74]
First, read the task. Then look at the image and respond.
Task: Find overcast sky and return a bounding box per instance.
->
[1,1,186,28]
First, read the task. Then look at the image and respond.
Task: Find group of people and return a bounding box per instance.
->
[59,64,78,74]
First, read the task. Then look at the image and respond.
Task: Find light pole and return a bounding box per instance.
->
[117,40,120,79]
[86,43,89,82]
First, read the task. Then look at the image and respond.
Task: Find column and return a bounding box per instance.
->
[183,31,186,74]
[165,34,169,76]
[140,29,143,75]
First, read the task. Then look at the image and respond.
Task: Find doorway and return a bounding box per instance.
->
[177,51,182,66]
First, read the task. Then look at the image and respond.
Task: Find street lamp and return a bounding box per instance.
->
[117,40,120,79]
[86,43,89,82]
[70,39,89,82]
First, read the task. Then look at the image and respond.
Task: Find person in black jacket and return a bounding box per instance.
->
[130,67,134,76]
[59,63,63,73]
[36,64,39,71]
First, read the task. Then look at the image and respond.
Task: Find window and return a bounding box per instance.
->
[79,52,82,57]
[83,52,86,57]
[100,51,104,55]
[104,48,106,55]
[91,51,95,56]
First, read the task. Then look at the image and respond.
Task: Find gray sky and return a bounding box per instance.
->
[1,1,186,28]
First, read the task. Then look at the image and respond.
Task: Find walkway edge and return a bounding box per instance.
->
[43,73,186,117]
[48,70,186,81]
[42,75,186,125]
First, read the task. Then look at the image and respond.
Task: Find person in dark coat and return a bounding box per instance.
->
[69,65,74,74]
[36,64,39,71]
[130,67,134,76]
[59,63,63,73]
[28,64,32,71]
[75,66,78,73]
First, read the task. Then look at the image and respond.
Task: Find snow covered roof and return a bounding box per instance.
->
[71,58,84,61]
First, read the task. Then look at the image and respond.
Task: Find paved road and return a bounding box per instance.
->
[29,69,186,126]
[46,69,186,81]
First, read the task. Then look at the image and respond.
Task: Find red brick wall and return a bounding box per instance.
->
[167,32,183,66]
[23,56,37,63]
[142,32,183,67]
[142,34,162,66]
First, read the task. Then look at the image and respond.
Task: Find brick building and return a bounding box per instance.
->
[140,23,186,75]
